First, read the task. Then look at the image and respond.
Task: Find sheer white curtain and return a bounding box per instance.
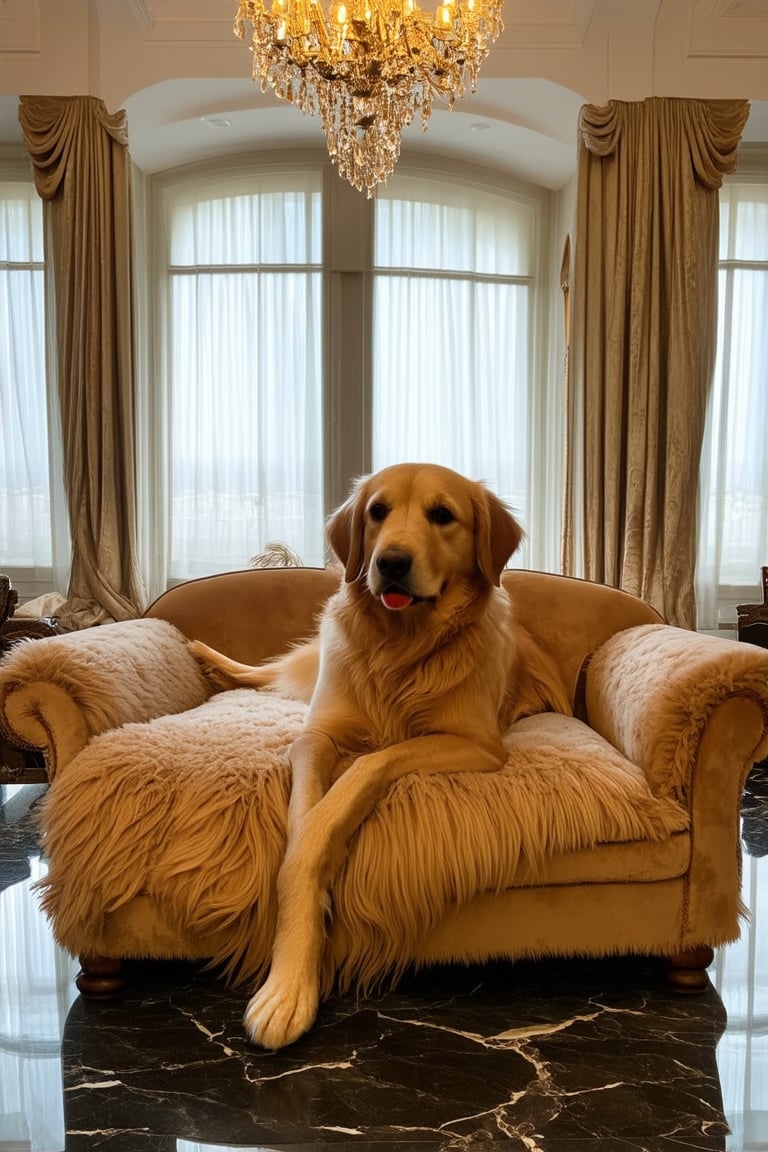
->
[697,180,768,629]
[157,171,325,582]
[0,181,51,573]
[372,175,549,570]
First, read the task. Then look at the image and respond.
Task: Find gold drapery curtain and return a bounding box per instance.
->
[18,95,146,628]
[563,97,749,629]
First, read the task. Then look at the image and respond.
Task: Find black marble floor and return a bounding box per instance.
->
[1,768,767,1152]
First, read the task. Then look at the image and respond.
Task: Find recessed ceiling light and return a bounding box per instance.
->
[470,122,492,133]
[200,117,232,129]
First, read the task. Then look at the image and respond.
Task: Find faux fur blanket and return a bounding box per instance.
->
[38,689,688,991]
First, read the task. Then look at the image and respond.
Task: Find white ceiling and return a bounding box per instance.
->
[0,76,585,189]
[119,76,584,188]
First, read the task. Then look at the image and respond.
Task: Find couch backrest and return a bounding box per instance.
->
[145,566,662,705]
[144,567,342,665]
[500,570,662,703]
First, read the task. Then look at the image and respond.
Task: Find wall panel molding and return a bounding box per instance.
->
[690,0,768,57]
[497,0,595,48]
[0,0,41,53]
[136,0,235,44]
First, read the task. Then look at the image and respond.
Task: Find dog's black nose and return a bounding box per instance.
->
[376,548,412,582]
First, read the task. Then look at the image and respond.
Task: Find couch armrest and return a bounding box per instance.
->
[585,623,768,802]
[0,619,212,777]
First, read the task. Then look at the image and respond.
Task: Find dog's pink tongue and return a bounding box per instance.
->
[382,591,414,610]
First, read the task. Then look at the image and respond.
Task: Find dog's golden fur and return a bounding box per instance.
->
[190,462,569,1048]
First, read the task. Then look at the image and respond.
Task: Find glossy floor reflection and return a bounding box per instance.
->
[1,770,766,1152]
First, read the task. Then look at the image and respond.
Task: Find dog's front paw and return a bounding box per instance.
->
[243,971,319,1049]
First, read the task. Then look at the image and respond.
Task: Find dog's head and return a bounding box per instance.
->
[327,463,523,612]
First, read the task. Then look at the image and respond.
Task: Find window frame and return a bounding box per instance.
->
[0,154,58,602]
[143,151,561,591]
[696,147,768,632]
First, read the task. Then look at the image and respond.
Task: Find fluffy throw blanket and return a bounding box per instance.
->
[38,689,688,990]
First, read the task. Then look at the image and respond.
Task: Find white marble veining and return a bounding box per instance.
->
[1,772,768,1151]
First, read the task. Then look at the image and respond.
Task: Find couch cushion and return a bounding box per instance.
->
[37,691,688,990]
[519,830,690,887]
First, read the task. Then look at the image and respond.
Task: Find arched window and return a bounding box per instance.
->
[151,158,555,586]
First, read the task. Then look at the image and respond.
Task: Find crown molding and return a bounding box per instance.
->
[735,140,768,173]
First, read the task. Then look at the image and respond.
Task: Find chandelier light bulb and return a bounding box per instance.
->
[234,0,504,197]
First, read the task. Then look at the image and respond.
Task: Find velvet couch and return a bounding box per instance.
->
[1,566,767,1003]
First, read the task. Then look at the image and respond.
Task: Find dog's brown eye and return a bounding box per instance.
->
[429,505,455,526]
[369,502,389,522]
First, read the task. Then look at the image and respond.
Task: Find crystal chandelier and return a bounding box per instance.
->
[234,0,503,197]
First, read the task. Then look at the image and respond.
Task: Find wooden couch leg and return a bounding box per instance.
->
[76,954,127,999]
[664,946,715,993]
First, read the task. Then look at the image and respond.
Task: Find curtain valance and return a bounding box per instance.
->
[579,98,749,189]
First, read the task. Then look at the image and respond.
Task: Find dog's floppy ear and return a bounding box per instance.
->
[473,485,524,585]
[327,477,368,582]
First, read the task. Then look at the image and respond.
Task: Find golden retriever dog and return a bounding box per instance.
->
[190,462,569,1049]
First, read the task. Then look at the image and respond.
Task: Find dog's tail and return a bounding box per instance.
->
[188,638,319,703]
